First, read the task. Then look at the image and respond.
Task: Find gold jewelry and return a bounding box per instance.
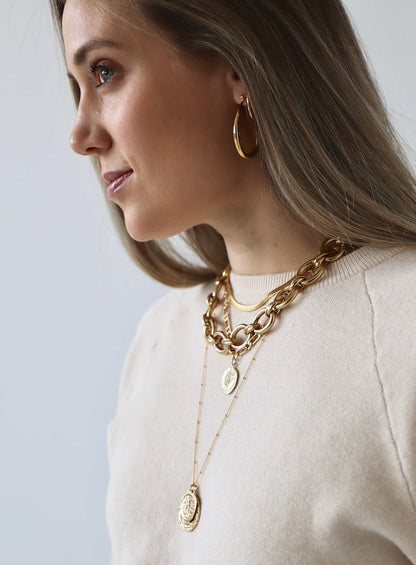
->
[225,241,356,312]
[203,238,345,358]
[221,289,240,394]
[178,337,266,532]
[179,238,346,530]
[233,95,259,159]
[225,265,294,312]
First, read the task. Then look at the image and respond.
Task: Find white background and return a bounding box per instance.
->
[1,1,415,563]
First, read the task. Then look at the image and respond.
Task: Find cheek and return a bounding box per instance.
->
[110,71,241,232]
[135,94,235,187]
[104,95,142,145]
[126,69,231,158]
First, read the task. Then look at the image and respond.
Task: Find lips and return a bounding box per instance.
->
[102,170,133,199]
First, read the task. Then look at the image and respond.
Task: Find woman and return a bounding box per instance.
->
[51,0,416,562]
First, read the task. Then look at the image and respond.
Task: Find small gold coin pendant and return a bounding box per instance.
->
[221,366,239,395]
[178,488,201,532]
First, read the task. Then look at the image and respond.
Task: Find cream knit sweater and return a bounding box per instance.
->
[106,246,416,564]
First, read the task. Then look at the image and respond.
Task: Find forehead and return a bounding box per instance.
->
[62,0,146,57]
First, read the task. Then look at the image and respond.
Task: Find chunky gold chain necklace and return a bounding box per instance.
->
[178,238,346,532]
[203,238,345,356]
[203,238,345,394]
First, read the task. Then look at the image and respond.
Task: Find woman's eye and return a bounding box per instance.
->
[89,63,115,86]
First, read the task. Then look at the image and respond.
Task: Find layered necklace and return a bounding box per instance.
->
[178,238,346,532]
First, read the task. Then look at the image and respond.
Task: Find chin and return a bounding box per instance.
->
[123,211,180,243]
[124,219,154,243]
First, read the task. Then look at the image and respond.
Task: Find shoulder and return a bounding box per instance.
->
[115,281,212,409]
[361,246,416,368]
[138,281,211,331]
[363,247,416,512]
[363,246,416,329]
[364,245,416,288]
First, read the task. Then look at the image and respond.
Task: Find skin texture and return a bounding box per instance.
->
[63,0,323,274]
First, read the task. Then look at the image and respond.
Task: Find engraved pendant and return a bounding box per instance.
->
[178,488,201,532]
[221,366,239,395]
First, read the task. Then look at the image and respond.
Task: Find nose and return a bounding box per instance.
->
[70,105,111,156]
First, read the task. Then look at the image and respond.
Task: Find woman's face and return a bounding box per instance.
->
[62,0,255,241]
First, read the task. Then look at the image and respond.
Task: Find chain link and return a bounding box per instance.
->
[203,238,345,356]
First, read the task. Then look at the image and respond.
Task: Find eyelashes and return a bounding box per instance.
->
[87,61,116,87]
[66,58,120,102]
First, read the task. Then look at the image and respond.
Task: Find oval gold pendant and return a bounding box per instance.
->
[221,366,239,395]
[178,490,201,532]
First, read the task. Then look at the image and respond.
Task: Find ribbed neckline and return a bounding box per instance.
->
[229,246,403,305]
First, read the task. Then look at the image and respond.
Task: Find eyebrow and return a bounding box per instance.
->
[72,39,119,66]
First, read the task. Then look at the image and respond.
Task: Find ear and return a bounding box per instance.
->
[225,68,248,105]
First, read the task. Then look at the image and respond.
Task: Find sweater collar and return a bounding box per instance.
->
[228,246,403,305]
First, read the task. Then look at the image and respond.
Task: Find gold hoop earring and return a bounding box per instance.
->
[233,96,259,159]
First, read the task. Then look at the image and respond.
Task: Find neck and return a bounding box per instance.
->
[213,179,324,275]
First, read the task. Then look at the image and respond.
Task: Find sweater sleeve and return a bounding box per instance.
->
[114,292,170,412]
[114,286,192,412]
[115,314,147,413]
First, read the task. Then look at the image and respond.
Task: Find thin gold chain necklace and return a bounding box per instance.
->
[178,337,266,532]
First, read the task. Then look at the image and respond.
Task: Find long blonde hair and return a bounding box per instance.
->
[51,0,416,286]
